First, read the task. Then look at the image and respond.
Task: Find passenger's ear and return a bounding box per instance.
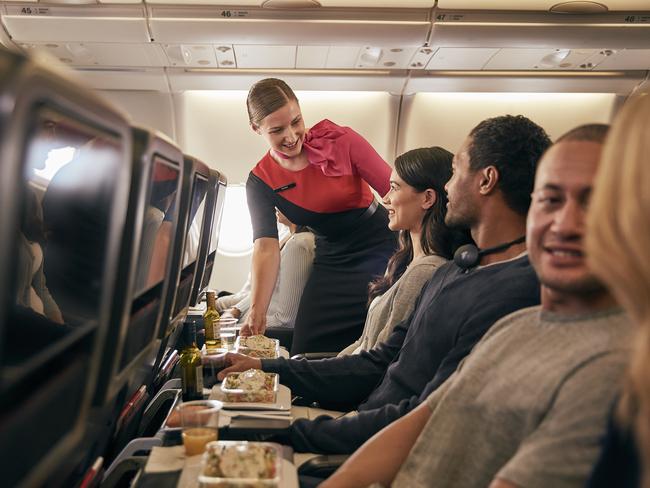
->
[479,166,499,195]
[422,189,437,210]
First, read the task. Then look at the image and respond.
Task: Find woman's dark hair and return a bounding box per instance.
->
[247,78,298,126]
[368,147,473,303]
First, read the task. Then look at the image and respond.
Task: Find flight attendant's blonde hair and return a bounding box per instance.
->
[587,92,650,486]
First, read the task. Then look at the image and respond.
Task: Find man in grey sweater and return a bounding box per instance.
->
[324,124,632,488]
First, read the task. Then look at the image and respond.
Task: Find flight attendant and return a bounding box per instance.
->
[243,78,397,355]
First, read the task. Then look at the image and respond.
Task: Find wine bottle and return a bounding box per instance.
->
[203,290,221,354]
[179,322,203,401]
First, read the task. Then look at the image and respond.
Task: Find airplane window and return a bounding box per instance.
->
[217,185,253,257]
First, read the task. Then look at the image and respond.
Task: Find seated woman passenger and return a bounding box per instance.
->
[339,147,472,355]
[222,209,315,331]
[586,93,650,488]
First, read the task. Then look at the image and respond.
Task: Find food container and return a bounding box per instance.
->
[235,335,280,359]
[198,441,282,487]
[220,369,279,403]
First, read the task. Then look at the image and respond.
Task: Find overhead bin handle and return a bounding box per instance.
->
[262,0,322,7]
[41,0,98,5]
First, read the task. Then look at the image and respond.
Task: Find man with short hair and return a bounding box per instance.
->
[323,123,632,488]
[219,115,550,453]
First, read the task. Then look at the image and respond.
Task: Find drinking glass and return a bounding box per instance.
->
[178,400,222,456]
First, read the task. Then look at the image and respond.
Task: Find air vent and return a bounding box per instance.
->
[549,1,608,13]
[262,0,321,8]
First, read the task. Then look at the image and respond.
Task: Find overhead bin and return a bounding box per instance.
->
[148,7,431,46]
[19,42,168,67]
[430,10,650,50]
[436,0,650,11]
[1,5,150,43]
[145,0,435,7]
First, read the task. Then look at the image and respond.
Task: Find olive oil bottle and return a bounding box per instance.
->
[203,291,221,354]
[179,322,203,401]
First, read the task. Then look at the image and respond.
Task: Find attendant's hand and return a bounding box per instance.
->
[241,312,266,337]
[217,352,262,380]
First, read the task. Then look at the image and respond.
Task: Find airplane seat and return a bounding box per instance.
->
[298,454,350,480]
[291,352,338,360]
[266,326,294,351]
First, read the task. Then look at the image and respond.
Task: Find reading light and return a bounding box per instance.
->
[538,49,571,68]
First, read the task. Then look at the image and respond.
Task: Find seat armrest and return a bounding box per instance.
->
[297,454,350,479]
[101,456,148,487]
[291,352,338,360]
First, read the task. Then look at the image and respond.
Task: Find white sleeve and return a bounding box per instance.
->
[265,233,315,328]
[216,273,251,312]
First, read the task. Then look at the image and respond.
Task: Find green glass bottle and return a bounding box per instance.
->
[179,322,203,401]
[203,290,221,354]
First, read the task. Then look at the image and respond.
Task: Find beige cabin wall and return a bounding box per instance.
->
[99,90,176,141]
[396,92,616,156]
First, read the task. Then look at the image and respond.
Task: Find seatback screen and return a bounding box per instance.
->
[132,155,180,298]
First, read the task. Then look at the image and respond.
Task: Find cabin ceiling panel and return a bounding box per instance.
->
[297,45,329,68]
[426,47,498,70]
[436,0,650,11]
[75,68,169,91]
[233,45,296,68]
[484,48,600,70]
[594,48,650,69]
[167,69,407,92]
[19,42,168,67]
[404,72,646,94]
[325,46,361,68]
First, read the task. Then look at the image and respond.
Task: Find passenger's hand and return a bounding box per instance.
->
[217,352,262,380]
[223,307,241,319]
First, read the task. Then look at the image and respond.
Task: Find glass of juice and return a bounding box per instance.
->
[178,400,223,456]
